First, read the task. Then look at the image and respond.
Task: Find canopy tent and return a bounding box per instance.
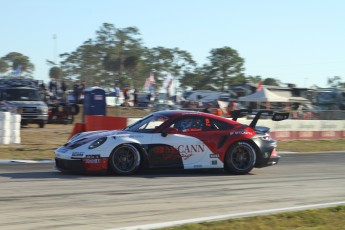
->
[239,88,289,102]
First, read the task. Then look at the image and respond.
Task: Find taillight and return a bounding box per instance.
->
[271,148,277,157]
[260,133,272,141]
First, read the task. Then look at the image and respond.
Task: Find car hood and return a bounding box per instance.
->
[65,130,134,149]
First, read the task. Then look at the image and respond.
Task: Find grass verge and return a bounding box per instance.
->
[161,205,345,230]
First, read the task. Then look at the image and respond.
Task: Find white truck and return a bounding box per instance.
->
[0,78,48,128]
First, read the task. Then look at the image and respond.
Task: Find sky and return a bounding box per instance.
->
[1,0,345,88]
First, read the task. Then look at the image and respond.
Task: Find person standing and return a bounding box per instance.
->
[133,88,138,107]
[73,81,80,104]
[114,83,121,106]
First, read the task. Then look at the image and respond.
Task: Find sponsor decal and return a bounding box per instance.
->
[299,131,313,138]
[176,144,206,160]
[264,152,269,158]
[72,152,84,157]
[177,144,205,153]
[212,160,217,165]
[84,158,101,164]
[94,95,103,100]
[229,131,253,136]
[85,155,100,158]
[150,145,181,160]
[210,154,220,158]
[321,131,336,137]
[83,155,102,164]
[128,135,144,138]
[193,165,202,168]
[275,131,290,138]
[82,158,109,171]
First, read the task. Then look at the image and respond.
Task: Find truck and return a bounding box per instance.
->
[311,87,345,110]
[0,78,48,128]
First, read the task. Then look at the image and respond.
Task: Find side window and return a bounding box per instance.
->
[204,118,234,131]
[171,116,205,132]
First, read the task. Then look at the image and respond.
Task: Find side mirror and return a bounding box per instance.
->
[161,127,178,137]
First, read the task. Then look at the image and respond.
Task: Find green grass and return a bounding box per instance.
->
[161,206,345,230]
[277,139,345,152]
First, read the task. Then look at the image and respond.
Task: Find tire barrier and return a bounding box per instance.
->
[0,112,21,144]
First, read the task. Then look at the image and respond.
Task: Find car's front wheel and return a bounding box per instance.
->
[109,144,141,175]
[224,142,256,175]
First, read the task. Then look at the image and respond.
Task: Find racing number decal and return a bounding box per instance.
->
[148,144,183,167]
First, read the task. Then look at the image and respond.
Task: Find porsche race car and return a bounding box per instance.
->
[55,110,289,175]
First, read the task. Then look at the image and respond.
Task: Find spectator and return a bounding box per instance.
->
[202,103,212,113]
[114,83,121,106]
[133,88,138,106]
[49,78,58,96]
[73,81,80,104]
[61,80,67,102]
[227,100,239,118]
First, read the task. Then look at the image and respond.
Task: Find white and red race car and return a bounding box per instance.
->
[55,110,289,175]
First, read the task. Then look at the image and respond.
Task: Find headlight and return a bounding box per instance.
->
[38,105,48,114]
[0,105,9,112]
[88,137,107,149]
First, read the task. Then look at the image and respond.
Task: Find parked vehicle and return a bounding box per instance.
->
[0,78,48,128]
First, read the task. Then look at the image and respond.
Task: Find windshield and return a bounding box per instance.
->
[5,88,41,101]
[316,92,337,104]
[124,114,169,133]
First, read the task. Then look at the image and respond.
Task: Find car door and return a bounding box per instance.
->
[147,116,213,169]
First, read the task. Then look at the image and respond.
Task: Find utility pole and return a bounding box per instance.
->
[53,34,58,64]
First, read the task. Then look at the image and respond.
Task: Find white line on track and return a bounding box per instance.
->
[111,201,345,230]
[0,160,54,164]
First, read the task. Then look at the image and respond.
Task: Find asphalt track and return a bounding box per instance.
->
[0,152,345,230]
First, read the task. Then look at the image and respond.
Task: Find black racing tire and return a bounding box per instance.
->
[38,121,45,128]
[224,142,256,175]
[109,144,141,175]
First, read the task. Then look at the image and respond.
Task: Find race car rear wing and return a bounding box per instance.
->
[231,109,289,128]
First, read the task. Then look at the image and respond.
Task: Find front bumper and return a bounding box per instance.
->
[55,158,86,173]
[55,157,109,174]
[21,114,48,122]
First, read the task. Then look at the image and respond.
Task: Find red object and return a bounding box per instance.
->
[257,81,262,91]
[85,115,127,131]
[69,123,86,139]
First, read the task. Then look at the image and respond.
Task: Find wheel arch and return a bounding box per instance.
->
[224,140,258,174]
[108,142,148,171]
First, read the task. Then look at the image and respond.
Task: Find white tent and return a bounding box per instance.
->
[239,88,289,102]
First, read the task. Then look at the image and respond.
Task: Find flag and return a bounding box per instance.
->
[256,81,262,91]
[163,72,173,89]
[144,73,155,90]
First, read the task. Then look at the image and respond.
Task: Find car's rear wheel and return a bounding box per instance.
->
[109,144,141,175]
[224,142,256,175]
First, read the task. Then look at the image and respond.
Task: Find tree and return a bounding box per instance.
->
[206,47,245,91]
[0,59,9,74]
[60,39,109,86]
[180,66,213,90]
[246,75,262,84]
[96,23,144,87]
[1,52,34,76]
[263,77,281,86]
[49,66,64,80]
[143,46,196,87]
[327,76,345,88]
